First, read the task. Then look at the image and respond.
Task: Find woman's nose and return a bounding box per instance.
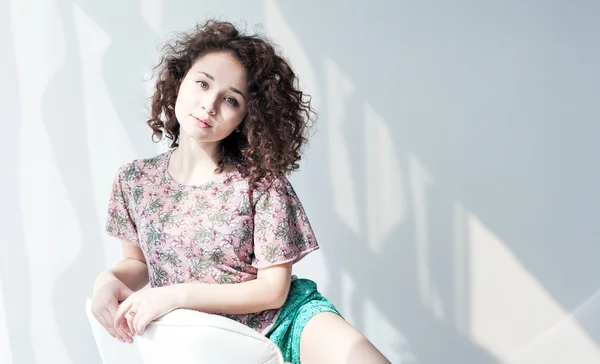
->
[200,94,217,115]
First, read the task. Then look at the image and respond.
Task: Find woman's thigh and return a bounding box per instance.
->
[299,312,390,364]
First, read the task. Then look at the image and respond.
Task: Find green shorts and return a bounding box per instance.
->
[266,278,341,364]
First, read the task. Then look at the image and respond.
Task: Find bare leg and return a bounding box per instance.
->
[300,312,390,364]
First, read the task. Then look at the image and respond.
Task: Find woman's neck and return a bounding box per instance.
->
[169,137,221,185]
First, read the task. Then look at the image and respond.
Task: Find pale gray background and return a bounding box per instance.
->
[1,1,599,363]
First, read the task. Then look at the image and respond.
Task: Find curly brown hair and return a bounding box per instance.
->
[147,19,315,187]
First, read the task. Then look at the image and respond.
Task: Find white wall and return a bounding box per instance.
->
[2,1,599,363]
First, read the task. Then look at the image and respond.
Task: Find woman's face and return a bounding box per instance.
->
[175,51,249,145]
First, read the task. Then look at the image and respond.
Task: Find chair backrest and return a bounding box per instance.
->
[85,298,284,364]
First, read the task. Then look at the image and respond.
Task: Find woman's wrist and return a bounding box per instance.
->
[164,283,192,310]
[93,271,118,292]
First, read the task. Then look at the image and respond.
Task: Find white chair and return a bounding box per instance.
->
[86,298,285,364]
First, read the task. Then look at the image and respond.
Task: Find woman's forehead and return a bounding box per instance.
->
[190,52,248,90]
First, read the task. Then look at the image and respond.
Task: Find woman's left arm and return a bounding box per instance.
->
[114,262,292,335]
[172,262,293,314]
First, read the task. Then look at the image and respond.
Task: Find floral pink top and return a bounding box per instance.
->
[105,149,319,334]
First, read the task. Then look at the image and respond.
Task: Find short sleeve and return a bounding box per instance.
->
[251,175,319,269]
[105,163,140,246]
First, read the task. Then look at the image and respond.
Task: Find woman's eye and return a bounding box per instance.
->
[197,80,208,88]
[225,97,239,107]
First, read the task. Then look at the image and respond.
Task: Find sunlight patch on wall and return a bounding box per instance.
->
[409,154,444,320]
[364,104,406,254]
[508,288,600,364]
[324,58,361,234]
[140,0,162,34]
[467,212,600,363]
[453,202,468,334]
[340,270,357,326]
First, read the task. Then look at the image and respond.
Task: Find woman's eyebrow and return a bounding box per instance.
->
[229,87,245,100]
[198,71,214,80]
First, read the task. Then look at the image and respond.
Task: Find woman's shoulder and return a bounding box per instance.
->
[251,173,299,202]
[113,150,170,183]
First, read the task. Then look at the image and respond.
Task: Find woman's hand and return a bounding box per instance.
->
[114,286,179,336]
[91,272,135,343]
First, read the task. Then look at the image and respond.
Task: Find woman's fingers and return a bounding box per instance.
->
[125,304,138,334]
[133,311,152,335]
[114,322,133,343]
[101,310,129,342]
[94,312,117,339]
[114,298,132,327]
[110,300,133,338]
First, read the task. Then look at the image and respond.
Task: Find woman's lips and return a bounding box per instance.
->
[192,115,212,128]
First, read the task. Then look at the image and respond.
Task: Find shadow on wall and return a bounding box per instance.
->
[274,1,600,363]
[1,1,35,363]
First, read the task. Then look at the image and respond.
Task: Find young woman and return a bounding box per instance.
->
[91,19,390,364]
